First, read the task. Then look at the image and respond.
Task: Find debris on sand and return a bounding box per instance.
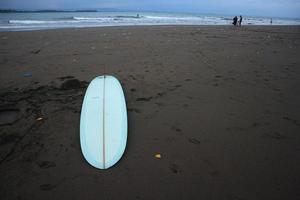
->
[155,153,161,159]
[36,117,43,121]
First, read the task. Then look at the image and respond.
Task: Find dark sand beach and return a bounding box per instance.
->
[0,25,300,199]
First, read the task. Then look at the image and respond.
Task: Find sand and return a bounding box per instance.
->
[0,25,300,199]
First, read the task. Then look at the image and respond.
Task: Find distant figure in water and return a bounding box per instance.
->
[238,15,243,26]
[232,16,238,26]
[270,18,273,25]
[136,14,140,18]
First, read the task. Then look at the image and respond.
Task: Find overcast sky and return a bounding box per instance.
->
[0,0,299,18]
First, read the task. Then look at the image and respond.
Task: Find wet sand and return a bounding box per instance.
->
[0,25,300,200]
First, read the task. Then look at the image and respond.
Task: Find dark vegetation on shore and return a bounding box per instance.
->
[0,9,98,13]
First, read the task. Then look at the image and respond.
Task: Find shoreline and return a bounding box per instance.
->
[1,24,300,32]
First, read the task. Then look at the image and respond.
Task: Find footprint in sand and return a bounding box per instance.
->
[283,116,300,127]
[37,161,56,169]
[170,164,181,174]
[40,184,56,191]
[203,159,220,177]
[0,108,20,126]
[31,49,41,54]
[171,126,182,132]
[136,97,152,102]
[263,131,288,140]
[156,92,166,98]
[129,75,136,80]
[169,84,182,91]
[189,138,200,145]
[183,104,189,109]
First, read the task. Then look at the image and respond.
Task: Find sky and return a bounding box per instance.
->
[0,0,299,18]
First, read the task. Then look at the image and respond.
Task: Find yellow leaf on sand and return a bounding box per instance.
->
[155,153,161,159]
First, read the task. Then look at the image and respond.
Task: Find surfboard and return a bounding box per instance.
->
[80,75,127,169]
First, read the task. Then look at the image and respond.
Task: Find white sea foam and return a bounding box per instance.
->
[1,12,299,31]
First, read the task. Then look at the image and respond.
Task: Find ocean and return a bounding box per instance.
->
[0,11,299,31]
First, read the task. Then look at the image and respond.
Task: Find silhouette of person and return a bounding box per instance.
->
[232,16,238,26]
[238,15,243,26]
[270,18,273,24]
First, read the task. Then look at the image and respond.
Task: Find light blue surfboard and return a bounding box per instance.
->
[80,75,127,169]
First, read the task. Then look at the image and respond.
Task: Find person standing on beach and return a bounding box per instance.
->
[233,16,238,26]
[270,18,273,24]
[238,15,243,26]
